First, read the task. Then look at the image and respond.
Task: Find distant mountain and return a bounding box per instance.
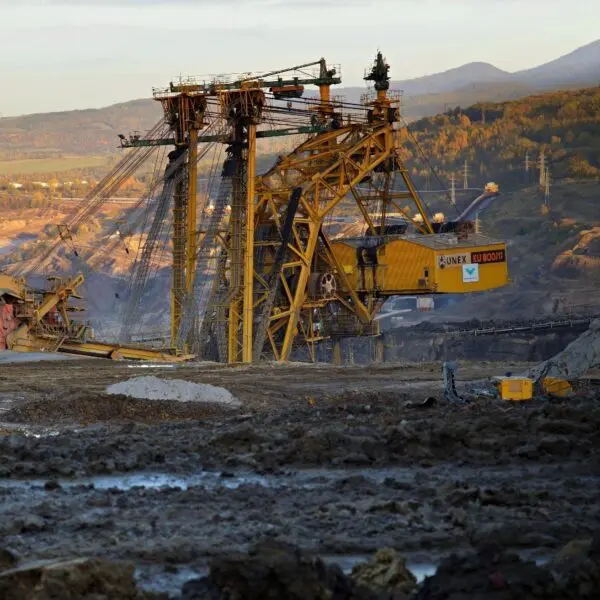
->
[515,39,600,87]
[388,39,600,97]
[391,62,511,96]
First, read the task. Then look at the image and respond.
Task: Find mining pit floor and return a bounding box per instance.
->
[0,357,599,597]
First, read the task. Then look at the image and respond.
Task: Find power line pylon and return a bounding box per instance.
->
[544,167,551,206]
[463,160,470,189]
[450,173,456,206]
[538,149,546,188]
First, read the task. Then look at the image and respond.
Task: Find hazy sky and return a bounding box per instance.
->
[0,0,598,116]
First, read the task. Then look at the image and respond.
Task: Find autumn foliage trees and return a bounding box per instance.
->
[401,86,600,188]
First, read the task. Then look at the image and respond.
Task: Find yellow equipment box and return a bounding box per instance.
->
[493,376,534,401]
[542,377,573,397]
[331,233,508,295]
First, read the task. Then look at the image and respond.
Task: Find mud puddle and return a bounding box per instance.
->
[1,463,592,492]
[136,564,208,596]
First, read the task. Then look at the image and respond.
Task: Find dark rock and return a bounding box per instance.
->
[200,540,392,600]
[19,515,45,534]
[415,547,561,599]
[43,480,62,492]
[351,549,417,594]
[0,548,19,572]
[181,577,221,600]
[0,557,163,599]
[548,534,600,598]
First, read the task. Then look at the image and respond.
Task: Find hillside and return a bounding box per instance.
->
[0,99,160,158]
[1,39,599,161]
[402,85,600,189]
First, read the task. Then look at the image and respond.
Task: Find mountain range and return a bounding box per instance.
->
[0,39,598,158]
[390,38,600,97]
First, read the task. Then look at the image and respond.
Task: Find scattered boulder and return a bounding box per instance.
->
[351,548,417,595]
[415,547,560,599]
[548,534,600,599]
[0,548,18,572]
[181,540,390,600]
[0,557,164,600]
[19,515,46,533]
[44,479,62,492]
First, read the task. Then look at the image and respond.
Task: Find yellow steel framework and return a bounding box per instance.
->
[192,52,508,363]
[152,89,208,346]
[9,53,506,365]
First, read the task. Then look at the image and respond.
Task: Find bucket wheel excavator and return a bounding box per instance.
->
[1,52,509,363]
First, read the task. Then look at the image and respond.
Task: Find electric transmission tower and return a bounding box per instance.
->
[538,150,546,187]
[450,173,456,206]
[463,160,470,189]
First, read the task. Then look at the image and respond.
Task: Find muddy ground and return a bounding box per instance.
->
[0,358,599,596]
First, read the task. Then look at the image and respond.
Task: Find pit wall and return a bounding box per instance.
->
[313,326,587,365]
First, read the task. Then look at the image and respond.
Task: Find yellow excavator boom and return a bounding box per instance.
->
[2,272,191,362]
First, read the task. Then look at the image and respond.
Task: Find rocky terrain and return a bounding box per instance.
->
[0,358,598,597]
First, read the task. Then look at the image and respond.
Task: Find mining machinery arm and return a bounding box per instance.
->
[0,273,189,361]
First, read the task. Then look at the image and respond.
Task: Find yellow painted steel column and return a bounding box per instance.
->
[279,220,320,361]
[227,121,245,364]
[242,124,257,363]
[186,128,198,292]
[228,303,240,364]
[171,177,187,346]
[332,340,342,366]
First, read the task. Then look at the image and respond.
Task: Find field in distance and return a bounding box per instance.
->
[0,155,109,176]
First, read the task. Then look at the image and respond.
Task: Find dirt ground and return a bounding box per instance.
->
[0,357,599,597]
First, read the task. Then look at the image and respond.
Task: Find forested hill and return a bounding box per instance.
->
[401,86,600,188]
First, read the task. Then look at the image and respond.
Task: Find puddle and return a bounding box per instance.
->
[127,364,178,369]
[0,470,273,492]
[2,464,597,494]
[136,564,207,595]
[0,421,62,438]
[0,466,448,493]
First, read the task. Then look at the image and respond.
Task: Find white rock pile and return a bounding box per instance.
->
[105,376,241,407]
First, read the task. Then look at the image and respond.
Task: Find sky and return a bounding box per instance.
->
[0,0,598,116]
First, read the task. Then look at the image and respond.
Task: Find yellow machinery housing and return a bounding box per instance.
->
[493,376,574,400]
[331,233,508,295]
[541,377,573,397]
[493,377,534,401]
